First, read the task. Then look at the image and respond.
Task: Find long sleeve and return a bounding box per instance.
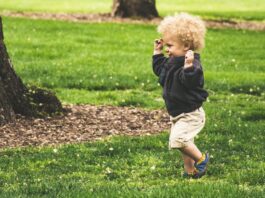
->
[177,59,204,89]
[152,54,168,77]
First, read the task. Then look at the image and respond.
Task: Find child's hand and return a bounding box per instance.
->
[153,38,163,55]
[184,50,194,68]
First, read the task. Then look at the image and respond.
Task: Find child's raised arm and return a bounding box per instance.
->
[153,38,163,55]
[152,39,168,77]
[177,51,204,89]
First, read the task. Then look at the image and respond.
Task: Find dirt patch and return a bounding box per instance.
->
[1,11,265,31]
[0,104,170,149]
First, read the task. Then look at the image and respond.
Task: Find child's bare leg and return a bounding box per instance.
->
[182,153,195,173]
[179,142,202,162]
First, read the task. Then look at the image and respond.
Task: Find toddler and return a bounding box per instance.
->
[152,13,209,179]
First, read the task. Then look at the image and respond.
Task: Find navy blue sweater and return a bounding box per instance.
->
[152,53,209,117]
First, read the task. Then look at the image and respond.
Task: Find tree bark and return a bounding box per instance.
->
[0,17,63,125]
[112,0,159,19]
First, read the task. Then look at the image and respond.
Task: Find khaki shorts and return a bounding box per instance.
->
[168,106,206,150]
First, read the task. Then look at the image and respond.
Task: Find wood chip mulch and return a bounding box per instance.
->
[0,104,170,149]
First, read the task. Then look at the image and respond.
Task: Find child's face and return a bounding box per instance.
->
[163,37,189,57]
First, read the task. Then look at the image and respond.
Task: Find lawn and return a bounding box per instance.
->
[3,17,265,107]
[0,0,265,21]
[0,17,264,196]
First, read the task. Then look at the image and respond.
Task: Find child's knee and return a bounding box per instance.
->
[168,138,191,150]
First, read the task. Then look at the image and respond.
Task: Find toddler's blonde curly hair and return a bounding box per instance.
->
[157,13,206,51]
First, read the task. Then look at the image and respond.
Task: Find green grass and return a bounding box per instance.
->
[0,0,265,21]
[158,0,265,21]
[0,17,264,196]
[3,17,265,107]
[0,0,112,13]
[0,92,264,196]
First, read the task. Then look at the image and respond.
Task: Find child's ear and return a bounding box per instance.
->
[184,43,191,51]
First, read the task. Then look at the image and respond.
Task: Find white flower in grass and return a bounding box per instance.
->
[109,147,114,151]
[155,98,163,102]
[53,149,58,153]
[106,167,112,174]
[150,165,156,170]
[228,139,233,145]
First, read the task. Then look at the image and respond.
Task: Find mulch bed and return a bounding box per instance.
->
[1,11,265,31]
[0,104,170,149]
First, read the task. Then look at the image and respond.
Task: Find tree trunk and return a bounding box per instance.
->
[0,17,63,125]
[112,0,159,19]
